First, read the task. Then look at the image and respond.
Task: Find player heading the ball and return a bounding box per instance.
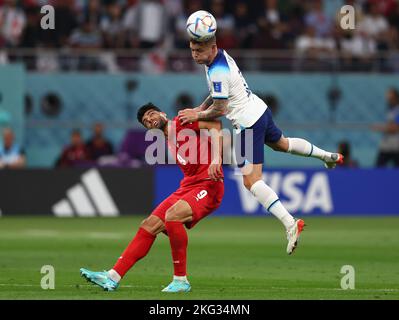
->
[179,10,345,255]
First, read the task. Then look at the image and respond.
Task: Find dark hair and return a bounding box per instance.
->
[137,102,161,125]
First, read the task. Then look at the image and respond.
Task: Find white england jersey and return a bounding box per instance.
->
[204,49,267,130]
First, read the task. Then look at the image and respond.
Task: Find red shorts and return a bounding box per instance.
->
[151,179,224,229]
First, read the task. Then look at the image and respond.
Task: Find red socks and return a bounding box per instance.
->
[112,222,188,279]
[165,221,188,276]
[113,227,156,278]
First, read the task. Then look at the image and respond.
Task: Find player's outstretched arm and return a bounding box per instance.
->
[198,98,228,121]
[178,98,228,125]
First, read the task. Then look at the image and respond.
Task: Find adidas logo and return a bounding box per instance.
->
[52,169,120,217]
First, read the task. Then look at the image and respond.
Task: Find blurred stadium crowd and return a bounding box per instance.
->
[0,0,399,72]
[1,0,399,169]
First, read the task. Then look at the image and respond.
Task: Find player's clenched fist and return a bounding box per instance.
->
[178,109,198,125]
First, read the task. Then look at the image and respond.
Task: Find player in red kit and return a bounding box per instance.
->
[80,102,224,293]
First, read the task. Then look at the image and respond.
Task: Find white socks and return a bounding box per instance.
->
[287,138,332,161]
[250,180,295,230]
[108,269,121,283]
[174,275,188,282]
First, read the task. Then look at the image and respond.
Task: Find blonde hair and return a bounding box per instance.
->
[189,35,217,47]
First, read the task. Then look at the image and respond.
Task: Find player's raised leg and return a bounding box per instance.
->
[242,163,305,254]
[261,108,343,168]
[162,200,193,293]
[80,215,163,291]
[267,135,343,169]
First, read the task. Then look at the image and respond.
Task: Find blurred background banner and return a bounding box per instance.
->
[0,168,153,216]
[156,166,399,216]
[2,166,398,217]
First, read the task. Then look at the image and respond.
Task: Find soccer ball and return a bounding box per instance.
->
[186,10,217,42]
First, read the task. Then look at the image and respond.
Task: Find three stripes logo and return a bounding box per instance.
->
[52,169,120,217]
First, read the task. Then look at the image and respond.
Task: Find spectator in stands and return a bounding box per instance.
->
[387,1,399,30]
[294,23,337,71]
[370,0,398,17]
[259,0,291,46]
[281,0,307,47]
[85,122,114,161]
[263,0,281,26]
[164,0,182,19]
[372,88,399,167]
[356,1,390,53]
[295,25,336,58]
[69,18,103,70]
[100,2,125,48]
[336,141,358,168]
[55,129,91,167]
[19,4,40,48]
[210,0,235,31]
[0,0,26,47]
[47,0,78,47]
[384,19,399,71]
[70,18,102,49]
[5,0,399,73]
[174,0,202,49]
[0,127,26,169]
[251,17,284,50]
[81,0,103,30]
[385,4,399,71]
[123,0,140,48]
[136,0,167,49]
[210,0,238,49]
[304,0,333,38]
[234,1,256,48]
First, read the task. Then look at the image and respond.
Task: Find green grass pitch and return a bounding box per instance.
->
[0,216,398,300]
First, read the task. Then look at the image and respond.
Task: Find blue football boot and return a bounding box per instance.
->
[161,279,191,293]
[80,268,119,291]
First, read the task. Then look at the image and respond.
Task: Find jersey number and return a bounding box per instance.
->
[195,190,208,201]
[177,153,187,165]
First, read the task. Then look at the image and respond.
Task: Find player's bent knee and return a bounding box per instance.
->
[243,176,262,191]
[165,207,191,222]
[165,207,182,222]
[141,216,165,235]
[267,136,289,152]
[243,178,253,191]
[276,136,289,152]
[271,144,283,152]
